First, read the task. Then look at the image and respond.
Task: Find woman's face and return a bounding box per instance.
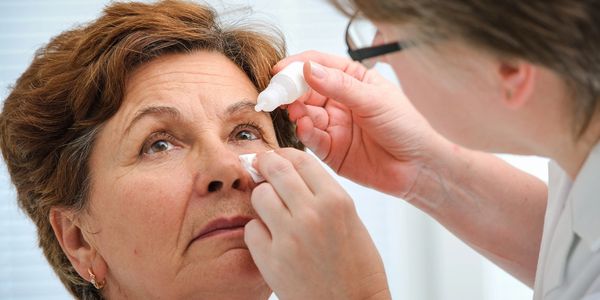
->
[85,51,276,299]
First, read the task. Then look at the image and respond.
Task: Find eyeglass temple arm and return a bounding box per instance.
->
[347,42,403,62]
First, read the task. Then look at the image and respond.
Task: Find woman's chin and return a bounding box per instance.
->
[214,249,270,298]
[220,247,262,278]
[174,249,269,299]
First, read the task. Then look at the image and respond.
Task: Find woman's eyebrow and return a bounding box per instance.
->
[224,99,263,117]
[122,100,259,137]
[124,106,182,136]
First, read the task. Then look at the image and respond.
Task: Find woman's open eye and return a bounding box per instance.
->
[141,132,176,155]
[236,130,258,140]
[232,122,263,142]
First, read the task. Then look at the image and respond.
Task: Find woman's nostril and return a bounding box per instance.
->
[207,181,223,192]
[207,179,242,192]
[232,179,241,189]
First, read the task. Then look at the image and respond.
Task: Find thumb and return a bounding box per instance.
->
[244,219,271,263]
[303,61,373,111]
[244,219,275,283]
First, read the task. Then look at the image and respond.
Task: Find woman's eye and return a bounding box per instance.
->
[141,132,177,156]
[147,140,173,154]
[231,122,263,142]
[236,130,258,141]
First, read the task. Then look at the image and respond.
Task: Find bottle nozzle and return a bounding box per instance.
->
[255,84,286,112]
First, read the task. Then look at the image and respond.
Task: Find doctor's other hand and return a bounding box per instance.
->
[274,51,447,199]
[244,148,391,300]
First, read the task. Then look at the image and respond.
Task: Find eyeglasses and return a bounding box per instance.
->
[345,11,409,68]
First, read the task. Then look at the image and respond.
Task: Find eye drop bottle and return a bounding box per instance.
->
[255,61,309,112]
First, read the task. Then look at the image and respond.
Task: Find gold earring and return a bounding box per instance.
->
[88,268,106,289]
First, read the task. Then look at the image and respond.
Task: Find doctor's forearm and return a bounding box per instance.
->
[405,142,548,287]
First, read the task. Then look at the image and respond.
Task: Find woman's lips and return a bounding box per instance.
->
[193,216,252,242]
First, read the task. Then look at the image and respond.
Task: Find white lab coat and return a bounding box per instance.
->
[533,143,600,299]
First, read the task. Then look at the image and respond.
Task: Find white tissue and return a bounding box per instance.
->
[239,153,265,183]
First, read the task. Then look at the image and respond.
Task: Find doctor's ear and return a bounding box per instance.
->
[498,60,536,109]
[49,207,108,285]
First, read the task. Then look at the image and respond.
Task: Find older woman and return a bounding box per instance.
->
[0,1,388,299]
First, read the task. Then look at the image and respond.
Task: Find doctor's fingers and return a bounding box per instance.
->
[255,151,315,212]
[304,61,376,113]
[287,101,329,131]
[251,183,291,232]
[244,219,273,269]
[296,116,331,160]
[271,148,343,198]
[274,50,368,82]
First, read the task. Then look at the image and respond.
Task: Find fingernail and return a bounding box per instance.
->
[310,61,327,79]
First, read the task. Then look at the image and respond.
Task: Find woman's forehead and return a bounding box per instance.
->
[117,51,261,126]
[126,51,257,99]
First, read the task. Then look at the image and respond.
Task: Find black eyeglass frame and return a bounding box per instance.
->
[345,12,410,65]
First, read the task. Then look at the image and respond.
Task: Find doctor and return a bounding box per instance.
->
[244,1,600,299]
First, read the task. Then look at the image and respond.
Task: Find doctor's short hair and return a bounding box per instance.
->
[0,0,302,299]
[334,0,600,135]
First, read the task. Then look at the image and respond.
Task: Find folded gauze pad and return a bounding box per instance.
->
[238,153,265,183]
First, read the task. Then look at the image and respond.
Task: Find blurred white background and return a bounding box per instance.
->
[0,0,547,299]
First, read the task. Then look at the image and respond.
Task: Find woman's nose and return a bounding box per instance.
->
[193,146,254,196]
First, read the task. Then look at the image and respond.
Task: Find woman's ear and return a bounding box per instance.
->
[498,60,536,109]
[49,207,107,285]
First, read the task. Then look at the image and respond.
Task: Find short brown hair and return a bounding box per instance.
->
[0,1,301,299]
[333,0,600,135]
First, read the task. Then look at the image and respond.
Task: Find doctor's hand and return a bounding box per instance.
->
[274,51,448,198]
[244,148,390,300]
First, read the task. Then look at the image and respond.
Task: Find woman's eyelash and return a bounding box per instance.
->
[237,121,263,131]
[232,121,265,140]
[140,131,176,156]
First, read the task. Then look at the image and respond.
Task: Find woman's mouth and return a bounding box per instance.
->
[192,216,252,242]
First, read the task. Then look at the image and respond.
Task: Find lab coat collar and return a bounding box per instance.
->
[570,142,600,252]
[542,198,575,295]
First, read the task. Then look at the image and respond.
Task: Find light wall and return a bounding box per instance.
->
[0,1,544,299]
